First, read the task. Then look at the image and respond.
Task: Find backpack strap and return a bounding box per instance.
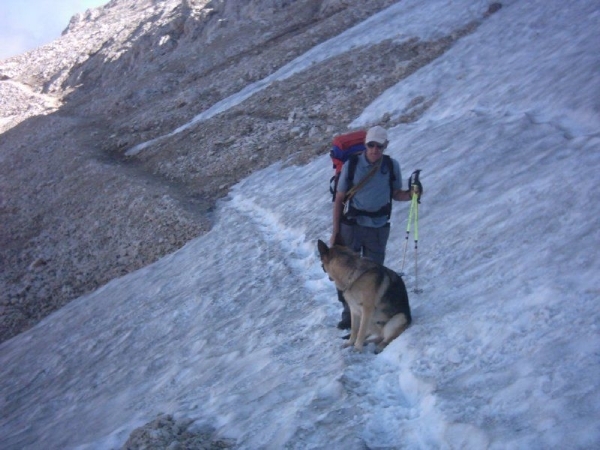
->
[346,154,360,191]
[384,155,395,219]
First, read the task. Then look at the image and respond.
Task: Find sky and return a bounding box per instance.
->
[1,0,599,449]
[0,0,107,60]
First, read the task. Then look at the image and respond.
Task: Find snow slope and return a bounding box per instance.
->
[1,0,599,448]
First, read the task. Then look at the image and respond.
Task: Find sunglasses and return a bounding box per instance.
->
[366,142,385,150]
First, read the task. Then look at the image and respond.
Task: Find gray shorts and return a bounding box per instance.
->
[339,221,390,265]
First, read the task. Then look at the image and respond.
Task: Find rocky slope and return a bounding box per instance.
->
[0,0,500,344]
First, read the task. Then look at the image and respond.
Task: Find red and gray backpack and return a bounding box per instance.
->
[328,130,367,201]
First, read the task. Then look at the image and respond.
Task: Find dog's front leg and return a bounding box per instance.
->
[344,310,361,348]
[355,306,374,352]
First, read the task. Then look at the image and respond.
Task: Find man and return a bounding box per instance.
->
[330,125,420,329]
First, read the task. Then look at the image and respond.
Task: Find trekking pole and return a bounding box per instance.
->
[399,194,416,276]
[400,170,423,293]
[412,186,423,294]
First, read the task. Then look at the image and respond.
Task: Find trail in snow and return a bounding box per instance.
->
[224,178,448,449]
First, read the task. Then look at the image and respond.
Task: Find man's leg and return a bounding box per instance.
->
[361,224,390,265]
[336,221,359,330]
[340,221,360,253]
[336,290,351,329]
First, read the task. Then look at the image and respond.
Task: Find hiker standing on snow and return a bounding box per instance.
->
[330,125,421,329]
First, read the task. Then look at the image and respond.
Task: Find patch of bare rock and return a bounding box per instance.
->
[122,414,236,450]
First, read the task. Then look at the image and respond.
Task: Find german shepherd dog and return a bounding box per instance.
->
[318,240,412,353]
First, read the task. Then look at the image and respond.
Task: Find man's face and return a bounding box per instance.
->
[365,141,386,163]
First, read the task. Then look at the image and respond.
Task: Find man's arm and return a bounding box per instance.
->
[393,175,422,201]
[331,191,345,246]
[392,189,413,201]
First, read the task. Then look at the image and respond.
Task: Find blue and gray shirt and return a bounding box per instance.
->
[338,152,402,228]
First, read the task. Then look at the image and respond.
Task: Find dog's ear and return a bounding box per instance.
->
[317,239,329,258]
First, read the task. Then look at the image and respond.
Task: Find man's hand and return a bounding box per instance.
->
[330,232,344,246]
[409,170,423,203]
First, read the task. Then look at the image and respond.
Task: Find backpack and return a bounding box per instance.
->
[329,130,367,201]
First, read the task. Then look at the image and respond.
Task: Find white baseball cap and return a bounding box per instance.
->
[365,126,388,144]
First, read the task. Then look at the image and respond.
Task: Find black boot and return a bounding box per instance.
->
[336,290,351,330]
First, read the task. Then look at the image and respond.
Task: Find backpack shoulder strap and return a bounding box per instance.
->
[386,155,394,176]
[384,155,395,186]
[346,153,360,190]
[384,155,395,218]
